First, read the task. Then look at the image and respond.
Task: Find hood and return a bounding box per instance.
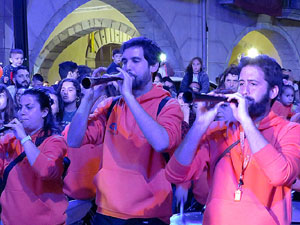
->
[258,110,285,130]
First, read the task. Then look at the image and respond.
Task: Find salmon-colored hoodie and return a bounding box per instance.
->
[79,85,183,223]
[271,100,294,119]
[0,132,68,225]
[166,111,300,225]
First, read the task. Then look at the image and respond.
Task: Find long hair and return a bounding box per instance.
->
[0,84,15,124]
[57,78,82,108]
[186,57,203,74]
[41,86,64,123]
[22,88,59,147]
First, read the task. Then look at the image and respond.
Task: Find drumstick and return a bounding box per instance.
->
[180,198,186,224]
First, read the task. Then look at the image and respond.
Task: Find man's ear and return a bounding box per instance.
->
[150,62,159,73]
[13,78,16,84]
[9,58,13,64]
[269,85,279,100]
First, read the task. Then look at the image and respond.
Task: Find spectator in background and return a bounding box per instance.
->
[43,87,64,132]
[272,84,295,120]
[162,76,177,98]
[78,65,92,77]
[189,82,201,93]
[217,64,240,92]
[59,61,79,80]
[1,75,11,87]
[31,73,44,88]
[158,61,175,78]
[180,57,209,93]
[57,78,81,128]
[153,73,163,85]
[14,87,27,111]
[282,68,292,86]
[7,65,30,98]
[0,84,15,127]
[1,49,24,85]
[106,49,122,74]
[43,81,50,87]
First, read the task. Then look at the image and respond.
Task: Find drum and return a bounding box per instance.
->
[292,201,300,223]
[170,212,203,225]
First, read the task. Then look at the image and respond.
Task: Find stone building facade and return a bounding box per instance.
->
[1,0,300,83]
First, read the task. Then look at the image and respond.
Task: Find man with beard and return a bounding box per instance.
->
[66,37,183,225]
[7,65,30,98]
[166,55,300,225]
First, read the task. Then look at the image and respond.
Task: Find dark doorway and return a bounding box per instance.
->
[95,43,121,68]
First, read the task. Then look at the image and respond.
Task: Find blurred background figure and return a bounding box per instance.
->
[180,57,209,93]
[31,73,44,88]
[217,64,240,92]
[59,61,79,80]
[0,84,15,127]
[106,49,122,75]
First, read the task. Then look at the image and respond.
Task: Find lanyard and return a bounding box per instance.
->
[234,131,251,201]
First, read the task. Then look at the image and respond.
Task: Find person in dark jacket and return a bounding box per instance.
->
[180,57,209,93]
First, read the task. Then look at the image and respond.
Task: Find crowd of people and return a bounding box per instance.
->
[0,36,300,225]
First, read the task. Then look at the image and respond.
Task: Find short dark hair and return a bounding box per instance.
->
[238,55,283,93]
[32,73,44,82]
[112,49,121,56]
[10,49,24,57]
[78,65,92,77]
[218,64,240,88]
[12,65,29,78]
[120,37,162,66]
[59,61,78,80]
[186,57,203,74]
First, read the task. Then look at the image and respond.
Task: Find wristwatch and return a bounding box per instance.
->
[21,135,32,145]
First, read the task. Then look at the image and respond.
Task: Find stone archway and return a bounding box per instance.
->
[227,23,300,80]
[35,18,137,76]
[29,0,183,78]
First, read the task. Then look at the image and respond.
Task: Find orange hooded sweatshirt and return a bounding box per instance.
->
[271,100,294,119]
[79,85,183,223]
[0,132,68,225]
[166,111,300,225]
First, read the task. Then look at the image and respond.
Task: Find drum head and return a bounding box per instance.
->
[292,201,300,222]
[170,212,203,225]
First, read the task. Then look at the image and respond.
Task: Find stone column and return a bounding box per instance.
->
[0,0,14,66]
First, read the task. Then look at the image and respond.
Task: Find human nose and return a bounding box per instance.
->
[124,61,133,72]
[240,84,249,96]
[19,106,26,115]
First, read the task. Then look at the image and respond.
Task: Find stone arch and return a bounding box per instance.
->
[85,27,133,68]
[35,18,137,76]
[226,23,300,80]
[30,0,183,78]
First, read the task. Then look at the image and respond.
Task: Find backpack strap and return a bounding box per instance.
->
[213,139,240,172]
[156,96,172,163]
[0,151,26,195]
[62,156,71,179]
[157,96,171,117]
[106,96,121,120]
